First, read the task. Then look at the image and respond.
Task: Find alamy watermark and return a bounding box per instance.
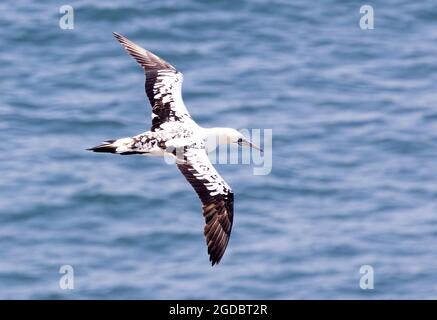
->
[59,265,74,290]
[163,128,272,176]
[59,5,74,30]
[359,265,374,290]
[359,5,374,30]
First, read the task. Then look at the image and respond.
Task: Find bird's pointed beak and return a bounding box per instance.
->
[240,139,263,152]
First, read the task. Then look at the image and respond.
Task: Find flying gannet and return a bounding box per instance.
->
[88,33,262,265]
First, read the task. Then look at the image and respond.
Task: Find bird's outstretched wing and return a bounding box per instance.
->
[113,32,191,131]
[177,148,234,266]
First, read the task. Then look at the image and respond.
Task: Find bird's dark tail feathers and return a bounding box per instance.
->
[87,137,142,155]
[86,140,117,153]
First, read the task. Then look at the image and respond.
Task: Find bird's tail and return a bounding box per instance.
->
[87,137,138,155]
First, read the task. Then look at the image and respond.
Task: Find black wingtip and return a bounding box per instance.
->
[210,254,224,266]
[113,32,127,44]
[211,260,219,267]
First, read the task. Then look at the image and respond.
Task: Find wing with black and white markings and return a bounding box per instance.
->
[113,32,191,131]
[177,148,234,265]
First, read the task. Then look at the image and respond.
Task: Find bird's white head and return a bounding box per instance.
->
[210,128,263,152]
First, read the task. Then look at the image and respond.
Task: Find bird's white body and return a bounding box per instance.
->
[88,33,260,266]
[109,125,242,158]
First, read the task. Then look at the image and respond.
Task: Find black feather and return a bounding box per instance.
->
[86,143,116,153]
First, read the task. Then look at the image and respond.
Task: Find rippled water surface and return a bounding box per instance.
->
[1,0,437,299]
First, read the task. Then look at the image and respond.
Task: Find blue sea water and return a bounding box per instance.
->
[1,0,437,299]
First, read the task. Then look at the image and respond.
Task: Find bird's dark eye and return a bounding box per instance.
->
[237,138,243,143]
